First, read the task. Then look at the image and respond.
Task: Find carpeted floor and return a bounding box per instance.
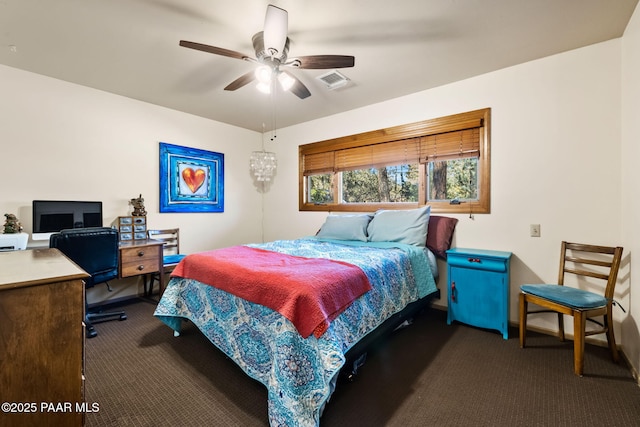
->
[84,300,640,426]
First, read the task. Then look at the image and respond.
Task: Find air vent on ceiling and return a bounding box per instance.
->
[316,70,350,90]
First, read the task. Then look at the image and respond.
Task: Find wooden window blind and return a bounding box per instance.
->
[302,151,335,175]
[420,128,481,162]
[334,138,421,171]
[302,128,480,174]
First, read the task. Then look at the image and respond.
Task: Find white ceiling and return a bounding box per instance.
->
[1,0,637,132]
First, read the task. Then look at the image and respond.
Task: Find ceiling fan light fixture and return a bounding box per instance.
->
[255,65,273,84]
[256,81,271,94]
[278,71,295,91]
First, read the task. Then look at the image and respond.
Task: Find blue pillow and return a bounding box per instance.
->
[316,214,372,242]
[367,206,431,247]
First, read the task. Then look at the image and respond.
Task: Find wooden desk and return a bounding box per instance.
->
[118,239,165,295]
[0,248,88,427]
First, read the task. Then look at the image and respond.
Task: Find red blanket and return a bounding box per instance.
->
[171,246,372,338]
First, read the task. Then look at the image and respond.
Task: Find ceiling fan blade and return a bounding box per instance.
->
[287,73,311,99]
[287,55,355,69]
[263,5,288,58]
[179,40,250,61]
[224,71,256,91]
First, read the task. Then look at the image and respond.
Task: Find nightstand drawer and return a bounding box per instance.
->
[447,255,508,272]
[119,245,160,278]
[120,246,159,263]
[120,258,159,277]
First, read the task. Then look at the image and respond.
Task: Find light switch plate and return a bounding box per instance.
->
[530,224,541,237]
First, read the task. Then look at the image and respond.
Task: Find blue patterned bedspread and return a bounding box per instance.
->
[154,238,437,427]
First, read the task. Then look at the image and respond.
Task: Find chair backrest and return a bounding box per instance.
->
[558,241,623,300]
[147,228,180,256]
[49,227,119,288]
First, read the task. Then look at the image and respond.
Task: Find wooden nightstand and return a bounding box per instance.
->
[446,248,512,339]
[118,239,165,295]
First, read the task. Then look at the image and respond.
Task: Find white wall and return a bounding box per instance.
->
[0,64,264,303]
[622,2,640,379]
[263,39,634,366]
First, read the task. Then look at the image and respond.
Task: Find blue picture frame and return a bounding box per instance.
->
[159,142,224,213]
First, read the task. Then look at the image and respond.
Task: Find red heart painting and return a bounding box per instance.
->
[182,167,206,193]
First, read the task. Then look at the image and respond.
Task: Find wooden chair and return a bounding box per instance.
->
[519,241,623,376]
[144,228,186,296]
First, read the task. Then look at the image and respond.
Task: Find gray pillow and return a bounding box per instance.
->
[316,214,372,242]
[367,206,431,246]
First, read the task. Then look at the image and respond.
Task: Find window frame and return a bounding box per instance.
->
[299,108,491,214]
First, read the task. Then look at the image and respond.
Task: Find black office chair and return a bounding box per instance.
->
[50,227,126,338]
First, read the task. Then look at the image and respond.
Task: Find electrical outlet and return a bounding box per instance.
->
[530,224,541,237]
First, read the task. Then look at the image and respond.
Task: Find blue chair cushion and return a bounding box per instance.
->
[164,254,186,266]
[521,284,607,310]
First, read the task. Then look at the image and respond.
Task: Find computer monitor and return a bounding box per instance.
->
[32,200,103,241]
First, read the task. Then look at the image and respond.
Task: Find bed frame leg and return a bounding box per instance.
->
[346,353,367,381]
[172,318,185,337]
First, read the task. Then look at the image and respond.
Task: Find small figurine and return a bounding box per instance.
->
[3,213,23,234]
[130,194,147,217]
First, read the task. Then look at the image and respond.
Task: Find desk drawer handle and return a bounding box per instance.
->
[468,258,481,263]
[137,265,145,271]
[137,251,145,257]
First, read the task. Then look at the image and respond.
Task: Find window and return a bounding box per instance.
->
[299,108,490,214]
[428,158,478,202]
[343,165,419,203]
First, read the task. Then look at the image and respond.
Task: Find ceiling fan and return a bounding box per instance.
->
[179,4,355,99]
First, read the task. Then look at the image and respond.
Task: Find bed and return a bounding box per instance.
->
[154,208,458,427]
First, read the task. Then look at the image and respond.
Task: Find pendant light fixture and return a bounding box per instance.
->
[250,124,277,182]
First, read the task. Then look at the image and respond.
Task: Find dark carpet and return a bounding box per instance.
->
[85,300,640,427]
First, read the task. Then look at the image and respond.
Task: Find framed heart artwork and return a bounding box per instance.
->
[159,142,224,213]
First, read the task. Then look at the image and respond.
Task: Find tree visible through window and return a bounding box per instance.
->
[428,158,478,202]
[342,165,419,203]
[308,173,333,204]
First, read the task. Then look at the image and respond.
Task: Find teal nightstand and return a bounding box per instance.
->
[446,248,512,339]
